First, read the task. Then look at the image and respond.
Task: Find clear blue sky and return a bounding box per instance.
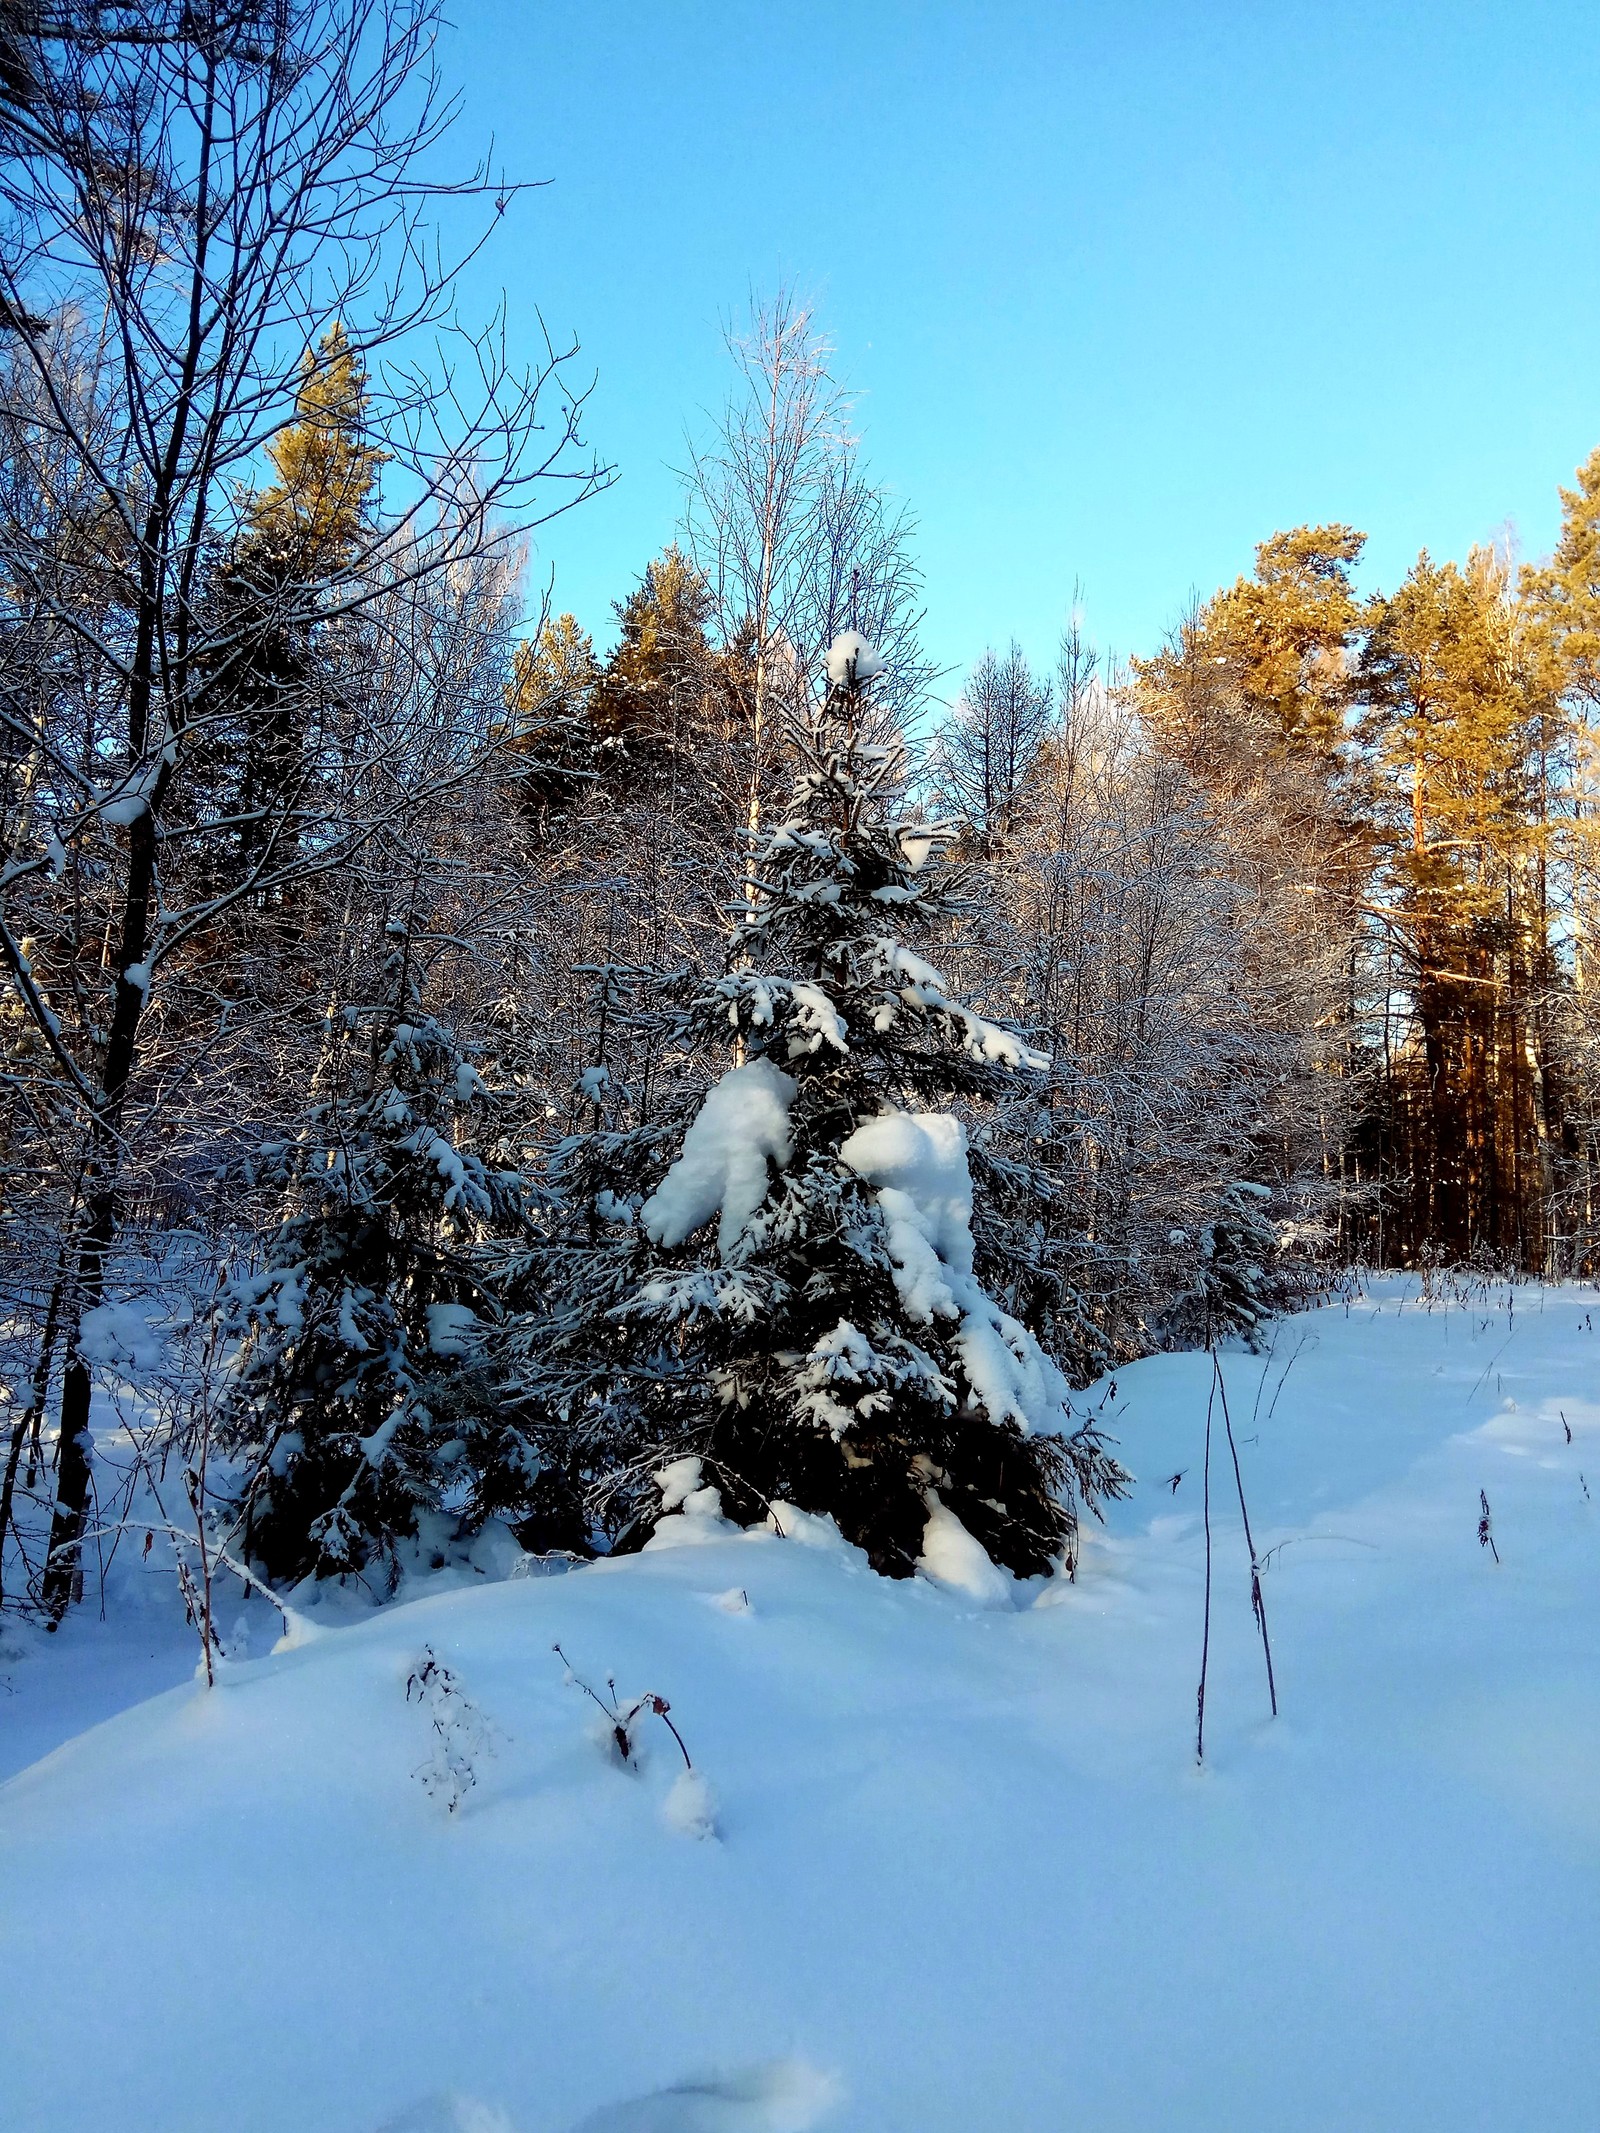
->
[444,0,1600,699]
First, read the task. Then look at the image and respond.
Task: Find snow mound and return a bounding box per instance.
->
[645,1490,735,1548]
[839,1107,1073,1434]
[662,1767,718,1840]
[656,1456,708,1512]
[376,2099,517,2133]
[646,1458,737,1549]
[77,1300,165,1379]
[425,1301,478,1356]
[839,1109,972,1321]
[917,1493,1016,1608]
[374,2075,833,2133]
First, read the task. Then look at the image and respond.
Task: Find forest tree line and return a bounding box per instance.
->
[1,0,1598,1618]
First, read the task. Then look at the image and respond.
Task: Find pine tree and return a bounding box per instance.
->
[1137,525,1366,781]
[1523,444,1600,710]
[592,544,716,757]
[1359,547,1553,1260]
[506,612,597,729]
[1205,524,1368,760]
[251,320,387,569]
[198,322,386,862]
[494,638,1127,1579]
[1524,441,1600,1139]
[218,922,531,1587]
[498,611,600,821]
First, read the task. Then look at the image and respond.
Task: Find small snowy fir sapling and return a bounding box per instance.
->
[1165,1180,1281,1351]
[217,922,532,1586]
[495,640,1127,1579]
[479,953,690,1555]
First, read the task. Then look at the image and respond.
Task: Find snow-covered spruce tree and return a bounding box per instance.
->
[499,637,1128,1578]
[217,924,532,1587]
[1162,1179,1282,1352]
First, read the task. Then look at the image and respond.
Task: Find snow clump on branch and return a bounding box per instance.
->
[824,629,886,689]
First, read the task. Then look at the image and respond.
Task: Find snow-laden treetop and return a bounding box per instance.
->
[824,630,886,690]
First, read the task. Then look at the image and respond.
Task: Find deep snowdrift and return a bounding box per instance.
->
[4,1277,1600,2132]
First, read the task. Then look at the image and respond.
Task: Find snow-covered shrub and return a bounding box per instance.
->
[217,934,533,1587]
[492,646,1128,1579]
[1162,1179,1282,1350]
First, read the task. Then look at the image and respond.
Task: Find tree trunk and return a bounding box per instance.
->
[42,807,159,1621]
[0,1246,69,1608]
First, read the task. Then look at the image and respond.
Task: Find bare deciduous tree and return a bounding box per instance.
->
[681,287,932,883]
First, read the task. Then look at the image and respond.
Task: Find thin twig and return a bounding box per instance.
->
[1464,1332,1515,1409]
[1259,1533,1378,1570]
[553,1643,692,1767]
[1265,1332,1311,1424]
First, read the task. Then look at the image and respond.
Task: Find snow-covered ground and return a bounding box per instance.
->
[4,1275,1600,2132]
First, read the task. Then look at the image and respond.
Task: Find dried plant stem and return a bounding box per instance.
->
[1215,1350,1278,1718]
[553,1643,693,1769]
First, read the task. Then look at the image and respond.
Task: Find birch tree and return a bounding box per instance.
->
[681,288,931,877]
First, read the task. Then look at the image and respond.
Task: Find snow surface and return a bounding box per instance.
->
[5,1277,1600,2130]
[646,1459,737,1548]
[641,1059,797,1256]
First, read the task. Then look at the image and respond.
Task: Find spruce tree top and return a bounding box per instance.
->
[698,636,1045,1112]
